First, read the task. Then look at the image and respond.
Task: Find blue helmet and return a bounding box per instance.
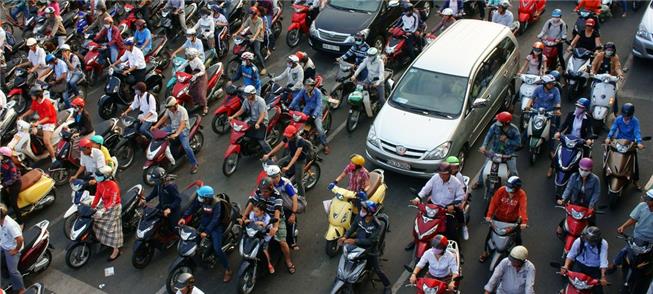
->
[361,200,378,214]
[552,8,562,17]
[197,186,215,199]
[70,179,85,191]
[506,176,522,192]
[549,70,561,81]
[576,98,591,109]
[45,54,56,63]
[622,103,635,117]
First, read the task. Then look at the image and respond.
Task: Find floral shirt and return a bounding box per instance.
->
[343,163,369,192]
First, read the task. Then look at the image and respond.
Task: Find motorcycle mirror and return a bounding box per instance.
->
[408,187,418,194]
[549,261,563,268]
[388,0,400,8]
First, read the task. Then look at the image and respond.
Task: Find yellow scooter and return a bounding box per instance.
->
[323,169,387,257]
[13,168,56,216]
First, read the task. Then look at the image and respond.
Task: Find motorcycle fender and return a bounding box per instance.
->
[66,241,88,251]
[213,104,229,115]
[145,74,163,90]
[98,94,113,109]
[592,106,609,120]
[168,256,194,272]
[287,22,301,31]
[8,88,23,97]
[608,177,626,193]
[63,205,78,219]
[236,260,253,279]
[518,12,530,23]
[224,144,241,158]
[563,234,576,252]
[142,160,154,170]
[415,241,429,258]
[330,280,346,294]
[132,239,148,253]
[325,225,345,241]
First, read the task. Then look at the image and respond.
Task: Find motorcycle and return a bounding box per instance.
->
[110,116,152,170]
[131,206,178,269]
[82,40,120,85]
[603,137,651,208]
[404,241,462,293]
[589,73,619,134]
[226,28,271,80]
[565,48,593,100]
[553,135,594,199]
[480,152,515,203]
[0,100,19,144]
[97,64,164,120]
[9,111,74,166]
[286,2,311,48]
[551,263,601,294]
[63,179,94,240]
[211,83,244,135]
[485,219,520,271]
[345,74,394,133]
[142,116,205,186]
[517,0,547,35]
[541,36,561,70]
[5,168,56,218]
[384,27,421,70]
[557,203,597,257]
[5,67,35,114]
[329,59,356,110]
[517,74,542,130]
[155,4,198,40]
[117,3,137,37]
[525,107,554,165]
[597,0,614,23]
[144,35,172,70]
[235,220,277,294]
[409,202,449,260]
[572,10,600,38]
[615,234,653,294]
[170,62,225,113]
[324,170,387,257]
[283,108,333,150]
[0,220,52,292]
[48,130,81,186]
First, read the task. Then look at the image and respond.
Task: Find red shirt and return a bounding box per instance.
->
[576,0,601,13]
[92,180,121,209]
[30,99,57,125]
[486,186,528,224]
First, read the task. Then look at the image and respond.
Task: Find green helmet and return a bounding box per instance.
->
[446,156,460,166]
[91,135,104,145]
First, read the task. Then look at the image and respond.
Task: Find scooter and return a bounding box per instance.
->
[404,241,462,293]
[286,2,311,48]
[552,265,600,293]
[9,111,74,166]
[485,219,520,271]
[8,168,56,217]
[82,40,123,85]
[565,48,593,100]
[345,74,394,133]
[517,74,542,131]
[48,130,81,186]
[526,107,554,165]
[0,100,19,144]
[155,4,198,40]
[329,59,356,110]
[110,115,151,170]
[211,84,244,135]
[553,135,592,199]
[131,206,178,269]
[517,0,547,35]
[117,3,137,37]
[62,179,94,240]
[572,10,600,38]
[5,67,35,114]
[542,36,561,69]
[324,170,387,257]
[144,35,172,70]
[410,203,448,260]
[603,137,651,208]
[142,116,204,186]
[226,28,271,80]
[557,203,596,257]
[384,27,420,70]
[170,62,225,113]
[589,73,619,134]
[283,108,332,150]
[480,152,515,203]
[0,220,52,292]
[97,64,164,120]
[598,0,613,23]
[236,220,279,294]
[615,234,653,294]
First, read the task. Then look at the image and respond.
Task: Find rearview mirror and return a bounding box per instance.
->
[472,98,489,108]
[388,0,400,8]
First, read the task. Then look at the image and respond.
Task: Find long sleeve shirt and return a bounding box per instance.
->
[484,258,536,294]
[399,13,419,33]
[232,64,261,90]
[481,123,521,155]
[532,85,561,111]
[344,215,383,254]
[492,10,514,28]
[182,198,223,233]
[354,56,384,85]
[341,43,370,65]
[119,47,146,70]
[417,174,465,207]
[0,160,21,186]
[567,237,609,268]
[561,173,601,208]
[129,92,158,123]
[416,248,459,278]
[537,18,568,40]
[607,115,642,144]
[146,183,181,212]
[193,16,215,38]
[70,110,94,136]
[92,180,121,209]
[486,186,529,224]
[290,88,323,118]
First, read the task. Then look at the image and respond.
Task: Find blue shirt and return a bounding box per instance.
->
[290,88,323,118]
[341,43,370,65]
[567,237,609,268]
[233,64,261,90]
[134,28,152,53]
[182,38,205,61]
[50,59,68,80]
[182,198,223,233]
[274,178,297,199]
[607,115,642,144]
[561,172,601,208]
[532,85,561,111]
[630,202,653,242]
[481,122,521,155]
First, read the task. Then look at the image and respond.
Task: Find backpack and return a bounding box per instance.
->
[278,178,307,214]
[215,193,233,226]
[300,138,317,161]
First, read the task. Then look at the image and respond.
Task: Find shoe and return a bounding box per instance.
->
[223,269,233,283]
[462,226,469,241]
[191,165,199,174]
[260,68,268,76]
[546,168,553,178]
[404,241,415,251]
[108,250,121,262]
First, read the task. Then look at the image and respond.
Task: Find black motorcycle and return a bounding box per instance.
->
[616,234,653,294]
[111,115,152,169]
[97,64,163,120]
[236,219,280,294]
[154,4,198,40]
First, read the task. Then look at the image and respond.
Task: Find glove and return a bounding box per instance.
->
[327,182,336,191]
[357,191,368,201]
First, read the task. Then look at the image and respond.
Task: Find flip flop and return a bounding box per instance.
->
[287,263,296,274]
[291,244,300,251]
[268,264,275,274]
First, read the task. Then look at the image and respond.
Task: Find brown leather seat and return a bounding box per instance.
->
[368,171,381,196]
[20,170,42,192]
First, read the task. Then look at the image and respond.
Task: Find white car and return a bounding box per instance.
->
[633,1,653,59]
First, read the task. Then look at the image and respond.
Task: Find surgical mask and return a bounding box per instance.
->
[506,186,515,193]
[95,175,106,182]
[355,39,363,45]
[134,90,142,96]
[187,37,193,41]
[579,170,591,177]
[287,62,293,68]
[574,107,584,117]
[605,50,614,57]
[359,210,368,218]
[433,248,444,255]
[369,55,377,62]
[104,24,110,29]
[551,18,561,24]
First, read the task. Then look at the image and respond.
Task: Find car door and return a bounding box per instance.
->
[465,58,495,144]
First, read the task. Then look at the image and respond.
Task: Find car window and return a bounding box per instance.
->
[470,62,492,99]
[329,0,382,13]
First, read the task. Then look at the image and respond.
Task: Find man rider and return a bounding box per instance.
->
[548,98,594,177]
[562,226,609,293]
[484,246,536,294]
[337,31,370,81]
[172,29,205,62]
[612,189,653,272]
[262,125,308,197]
[431,8,456,35]
[110,38,146,85]
[266,165,300,250]
[0,204,26,294]
[527,74,561,153]
[133,19,152,55]
[351,48,386,105]
[142,167,181,234]
[472,112,520,190]
[446,156,470,240]
[492,1,514,28]
[179,186,232,282]
[44,54,68,99]
[339,200,391,294]
[231,52,262,94]
[537,9,568,70]
[590,42,624,113]
[94,16,124,63]
[289,78,330,154]
[174,272,205,294]
[163,0,188,31]
[333,154,370,194]
[271,55,304,98]
[228,85,272,155]
[396,3,420,60]
[606,103,644,189]
[235,7,267,75]
[151,97,199,174]
[121,82,158,140]
[44,6,66,45]
[69,97,94,137]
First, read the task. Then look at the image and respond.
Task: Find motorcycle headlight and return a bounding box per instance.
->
[232,123,245,132]
[180,244,197,257]
[246,227,258,237]
[309,21,318,37]
[424,141,451,160]
[422,283,440,294]
[367,124,379,147]
[384,45,395,55]
[107,67,114,75]
[616,143,629,153]
[346,248,363,260]
[570,208,585,220]
[137,226,152,239]
[533,118,545,129]
[565,139,578,149]
[636,25,651,41]
[425,206,437,218]
[292,113,303,122]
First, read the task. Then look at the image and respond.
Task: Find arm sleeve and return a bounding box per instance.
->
[353,59,368,77]
[566,238,581,261]
[607,118,618,138]
[537,20,548,38]
[454,181,465,203]
[341,47,354,60]
[164,185,181,211]
[417,176,434,199]
[231,65,242,81]
[204,202,222,233]
[559,114,571,133]
[589,177,601,207]
[525,264,536,294]
[481,125,495,147]
[600,240,609,268]
[344,216,359,238]
[416,251,430,269]
[634,118,642,143]
[519,193,529,224]
[271,67,288,83]
[507,127,521,150]
[561,174,575,201]
[355,221,380,248]
[147,94,157,116]
[129,96,140,110]
[483,259,504,292]
[289,90,303,109]
[145,186,158,202]
[313,91,323,117]
[486,189,501,218]
[182,199,199,217]
[449,253,460,275]
[292,69,304,91]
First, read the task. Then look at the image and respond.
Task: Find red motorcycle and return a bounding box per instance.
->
[407,275,461,294]
[83,41,124,84]
[211,84,243,135]
[557,269,600,293]
[170,62,224,113]
[384,27,416,70]
[517,0,547,34]
[286,3,310,48]
[1,220,53,292]
[541,36,561,69]
[141,116,204,186]
[117,3,137,37]
[410,203,448,259]
[557,203,598,256]
[48,130,81,186]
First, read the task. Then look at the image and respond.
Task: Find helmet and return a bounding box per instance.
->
[361,200,378,214]
[496,111,513,123]
[579,157,593,170]
[430,234,448,250]
[30,85,43,96]
[442,8,454,16]
[283,125,298,138]
[552,8,562,17]
[249,6,259,15]
[350,154,365,166]
[71,97,85,108]
[622,103,635,116]
[134,19,146,26]
[288,55,299,63]
[59,44,71,51]
[165,96,178,108]
[645,189,653,201]
[549,70,561,81]
[91,135,104,145]
[509,246,528,261]
[26,38,37,46]
[124,37,135,46]
[258,177,274,193]
[402,2,413,12]
[542,74,555,84]
[197,186,215,199]
[185,47,200,59]
[294,51,306,61]
[79,138,92,148]
[581,226,602,245]
[211,4,221,13]
[174,272,195,290]
[604,42,616,54]
[355,30,368,40]
[266,165,281,177]
[304,78,316,86]
[243,85,257,95]
[0,147,12,157]
[45,54,56,63]
[366,47,378,57]
[532,41,544,50]
[241,52,254,60]
[446,156,460,166]
[45,7,54,14]
[185,28,196,35]
[96,165,113,177]
[200,7,211,16]
[435,162,450,174]
[148,167,167,183]
[576,97,591,109]
[506,176,522,192]
[500,0,510,8]
[585,18,596,27]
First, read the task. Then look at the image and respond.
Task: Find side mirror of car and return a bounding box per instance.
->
[388,0,400,8]
[472,98,489,108]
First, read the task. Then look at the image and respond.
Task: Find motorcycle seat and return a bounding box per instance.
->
[21,225,41,252]
[207,64,220,79]
[20,169,43,192]
[150,37,165,53]
[368,172,382,197]
[57,111,71,125]
[94,119,116,137]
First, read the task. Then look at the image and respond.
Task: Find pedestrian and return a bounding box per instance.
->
[0,204,25,294]
[0,147,22,225]
[484,246,535,294]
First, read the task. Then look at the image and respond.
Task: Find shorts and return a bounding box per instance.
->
[41,123,55,132]
[274,217,287,242]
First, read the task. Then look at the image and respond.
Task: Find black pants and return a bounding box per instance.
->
[2,180,22,224]
[246,124,272,154]
[556,43,566,70]
[303,68,315,82]
[571,262,604,294]
[126,68,147,86]
[283,209,297,246]
[406,33,417,60]
[634,152,640,182]
[477,0,486,18]
[367,255,391,287]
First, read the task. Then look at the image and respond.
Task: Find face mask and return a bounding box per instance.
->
[506,186,515,193]
[355,39,363,45]
[95,175,106,182]
[579,170,591,177]
[187,37,193,41]
[552,18,561,24]
[369,55,377,62]
[287,62,293,68]
[104,24,110,29]
[134,90,142,96]
[359,210,368,218]
[533,49,542,55]
[605,50,614,57]
[433,248,444,255]
[574,107,584,117]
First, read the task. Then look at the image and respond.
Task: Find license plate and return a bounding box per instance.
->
[322,43,340,51]
[387,159,410,170]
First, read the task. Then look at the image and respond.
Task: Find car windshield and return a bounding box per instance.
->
[389,68,468,118]
[329,0,381,13]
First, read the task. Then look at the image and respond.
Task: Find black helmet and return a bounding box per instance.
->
[604,42,616,53]
[30,85,43,97]
[581,226,602,246]
[258,177,274,193]
[148,167,167,184]
[174,272,195,290]
[430,234,448,250]
[622,103,635,117]
[403,2,413,12]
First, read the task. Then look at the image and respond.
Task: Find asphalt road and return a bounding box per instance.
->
[10,1,653,293]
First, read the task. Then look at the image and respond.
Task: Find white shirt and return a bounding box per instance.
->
[28,47,47,68]
[417,174,465,207]
[0,26,6,51]
[0,90,6,109]
[176,287,204,294]
[355,56,385,86]
[188,57,206,77]
[80,148,106,174]
[416,248,459,278]
[492,10,514,28]
[194,16,215,38]
[129,92,158,123]
[272,65,304,91]
[401,13,419,33]
[484,258,536,294]
[119,47,146,70]
[0,216,22,251]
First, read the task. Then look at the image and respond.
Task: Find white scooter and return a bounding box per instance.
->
[517,74,542,130]
[485,219,520,271]
[526,107,554,165]
[480,152,515,203]
[0,100,19,143]
[565,48,593,100]
[589,73,619,134]
[62,179,96,239]
[8,109,74,165]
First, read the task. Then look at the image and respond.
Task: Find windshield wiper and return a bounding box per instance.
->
[393,101,452,118]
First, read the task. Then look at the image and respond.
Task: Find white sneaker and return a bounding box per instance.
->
[462,226,469,241]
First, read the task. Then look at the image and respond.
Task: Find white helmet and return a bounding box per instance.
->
[266,165,281,177]
[442,8,453,16]
[542,74,555,84]
[59,44,71,51]
[165,96,178,108]
[26,38,37,47]
[185,47,200,59]
[243,85,257,95]
[366,47,378,57]
[288,55,299,63]
[500,0,510,8]
[241,52,255,60]
[44,7,54,14]
[185,28,196,35]
[97,165,113,177]
[509,245,528,261]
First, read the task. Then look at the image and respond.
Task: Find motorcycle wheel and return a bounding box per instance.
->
[99,100,118,120]
[166,266,193,294]
[222,153,239,177]
[518,21,527,35]
[272,21,282,39]
[37,249,53,272]
[608,191,620,209]
[529,150,537,166]
[325,240,339,257]
[189,131,204,153]
[9,94,27,114]
[131,244,154,269]
[63,212,79,240]
[286,29,301,48]
[212,113,230,135]
[226,58,241,81]
[1,22,14,35]
[65,243,91,269]
[115,143,135,169]
[346,109,360,133]
[50,168,70,186]
[237,263,257,294]
[303,162,321,191]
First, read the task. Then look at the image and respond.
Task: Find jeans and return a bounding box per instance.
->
[263,15,276,50]
[139,121,153,140]
[209,227,230,269]
[251,40,266,68]
[1,249,24,290]
[313,114,328,146]
[476,157,518,188]
[108,45,119,63]
[64,71,84,105]
[163,126,197,166]
[367,255,391,287]
[10,3,29,25]
[176,10,188,31]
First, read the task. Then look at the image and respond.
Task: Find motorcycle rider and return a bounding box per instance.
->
[163,0,188,31]
[430,8,456,35]
[395,3,421,60]
[492,1,514,28]
[174,272,204,294]
[537,9,568,70]
[556,157,600,230]
[90,165,123,261]
[472,112,520,190]
[60,44,83,104]
[44,53,68,101]
[575,0,602,14]
[211,4,229,54]
[121,82,157,140]
[231,52,262,94]
[484,246,536,294]
[245,201,275,272]
[548,98,594,177]
[263,125,308,196]
[518,42,547,76]
[184,48,209,116]
[480,176,528,262]
[606,103,644,189]
[526,74,561,151]
[151,97,199,174]
[289,78,330,154]
[561,226,609,293]
[227,85,272,155]
[193,8,215,51]
[18,86,57,162]
[94,16,124,64]
[294,51,315,82]
[85,6,110,33]
[133,19,152,55]
[90,135,113,169]
[446,156,470,240]
[409,234,459,291]
[43,6,66,46]
[0,204,25,294]
[18,38,48,82]
[590,42,623,113]
[235,7,267,75]
[178,185,232,282]
[333,154,370,195]
[271,55,304,98]
[0,147,22,225]
[440,0,463,17]
[568,18,601,53]
[172,29,205,62]
[255,0,276,52]
[350,48,386,105]
[70,138,105,187]
[266,165,300,250]
[68,97,94,137]
[612,189,653,270]
[339,200,391,294]
[111,38,147,86]
[337,31,370,81]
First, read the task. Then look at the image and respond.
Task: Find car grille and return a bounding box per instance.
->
[380,140,425,159]
[317,29,349,43]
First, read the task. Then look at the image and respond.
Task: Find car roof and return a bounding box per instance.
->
[413,20,510,77]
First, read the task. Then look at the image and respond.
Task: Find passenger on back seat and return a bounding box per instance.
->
[0,147,23,224]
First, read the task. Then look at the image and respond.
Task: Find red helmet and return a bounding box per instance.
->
[79,138,92,148]
[430,234,448,250]
[496,111,513,123]
[283,125,298,138]
[294,51,306,62]
[585,18,596,27]
[71,97,85,108]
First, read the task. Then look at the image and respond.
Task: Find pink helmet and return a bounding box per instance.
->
[0,147,12,157]
[579,157,593,170]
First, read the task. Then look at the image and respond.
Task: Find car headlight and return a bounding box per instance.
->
[423,141,451,160]
[367,125,379,147]
[636,25,651,41]
[309,21,317,37]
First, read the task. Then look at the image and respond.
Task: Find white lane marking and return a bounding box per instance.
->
[391,260,414,293]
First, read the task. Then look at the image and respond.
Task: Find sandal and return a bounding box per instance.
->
[268,263,275,274]
[286,263,296,274]
[291,244,300,251]
[479,253,489,263]
[201,107,209,116]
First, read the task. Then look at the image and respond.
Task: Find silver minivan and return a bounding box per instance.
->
[366,20,520,177]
